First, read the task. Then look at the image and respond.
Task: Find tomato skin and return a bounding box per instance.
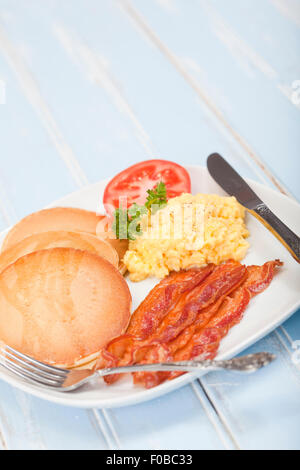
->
[103,160,191,214]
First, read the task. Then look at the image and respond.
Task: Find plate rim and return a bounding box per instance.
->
[0,164,299,408]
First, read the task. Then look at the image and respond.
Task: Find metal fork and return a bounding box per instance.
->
[0,345,276,392]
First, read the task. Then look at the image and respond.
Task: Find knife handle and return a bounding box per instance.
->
[249,203,300,263]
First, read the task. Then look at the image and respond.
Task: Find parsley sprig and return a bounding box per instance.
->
[112,182,167,240]
[145,181,167,213]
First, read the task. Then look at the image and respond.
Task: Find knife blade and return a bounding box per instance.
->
[207,153,300,263]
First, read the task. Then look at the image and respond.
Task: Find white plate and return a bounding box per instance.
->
[0,165,299,408]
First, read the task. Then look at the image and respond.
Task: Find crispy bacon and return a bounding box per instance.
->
[131,261,247,385]
[144,261,246,344]
[134,260,282,388]
[98,260,247,383]
[128,265,215,339]
[96,259,282,389]
[132,297,225,387]
[96,265,214,381]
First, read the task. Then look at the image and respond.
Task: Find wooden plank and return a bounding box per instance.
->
[126,0,300,200]
[0,9,108,449]
[0,381,110,450]
[120,0,300,449]
[0,0,277,187]
[270,0,300,28]
[200,331,300,449]
[0,52,79,220]
[103,384,234,450]
[281,313,300,349]
[0,0,244,449]
[0,0,298,449]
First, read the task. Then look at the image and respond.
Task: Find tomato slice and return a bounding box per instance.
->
[103,160,191,213]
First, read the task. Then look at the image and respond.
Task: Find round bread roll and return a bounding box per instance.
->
[1,207,128,273]
[96,217,128,275]
[0,231,119,274]
[1,207,103,252]
[0,248,131,367]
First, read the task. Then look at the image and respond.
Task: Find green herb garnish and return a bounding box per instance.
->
[112,182,167,240]
[145,181,167,214]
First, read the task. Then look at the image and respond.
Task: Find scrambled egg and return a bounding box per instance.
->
[124,193,250,281]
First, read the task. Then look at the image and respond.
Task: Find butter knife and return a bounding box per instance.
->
[207,153,300,263]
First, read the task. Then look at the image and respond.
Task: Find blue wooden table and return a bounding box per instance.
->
[0,0,299,450]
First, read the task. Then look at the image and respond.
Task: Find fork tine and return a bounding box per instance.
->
[2,345,68,376]
[1,349,67,381]
[0,356,63,387]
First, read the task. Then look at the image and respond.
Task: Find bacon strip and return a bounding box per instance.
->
[98,260,247,383]
[143,261,246,345]
[132,297,225,388]
[131,261,246,384]
[96,265,214,381]
[134,260,282,388]
[128,265,215,339]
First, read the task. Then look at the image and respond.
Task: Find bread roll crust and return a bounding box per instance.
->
[0,230,119,274]
[0,247,131,367]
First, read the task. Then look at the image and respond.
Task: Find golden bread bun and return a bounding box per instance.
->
[96,218,128,274]
[0,248,131,367]
[1,207,104,252]
[1,207,128,273]
[0,230,118,274]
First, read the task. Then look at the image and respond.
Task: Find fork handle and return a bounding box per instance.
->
[99,360,219,376]
[97,353,274,376]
